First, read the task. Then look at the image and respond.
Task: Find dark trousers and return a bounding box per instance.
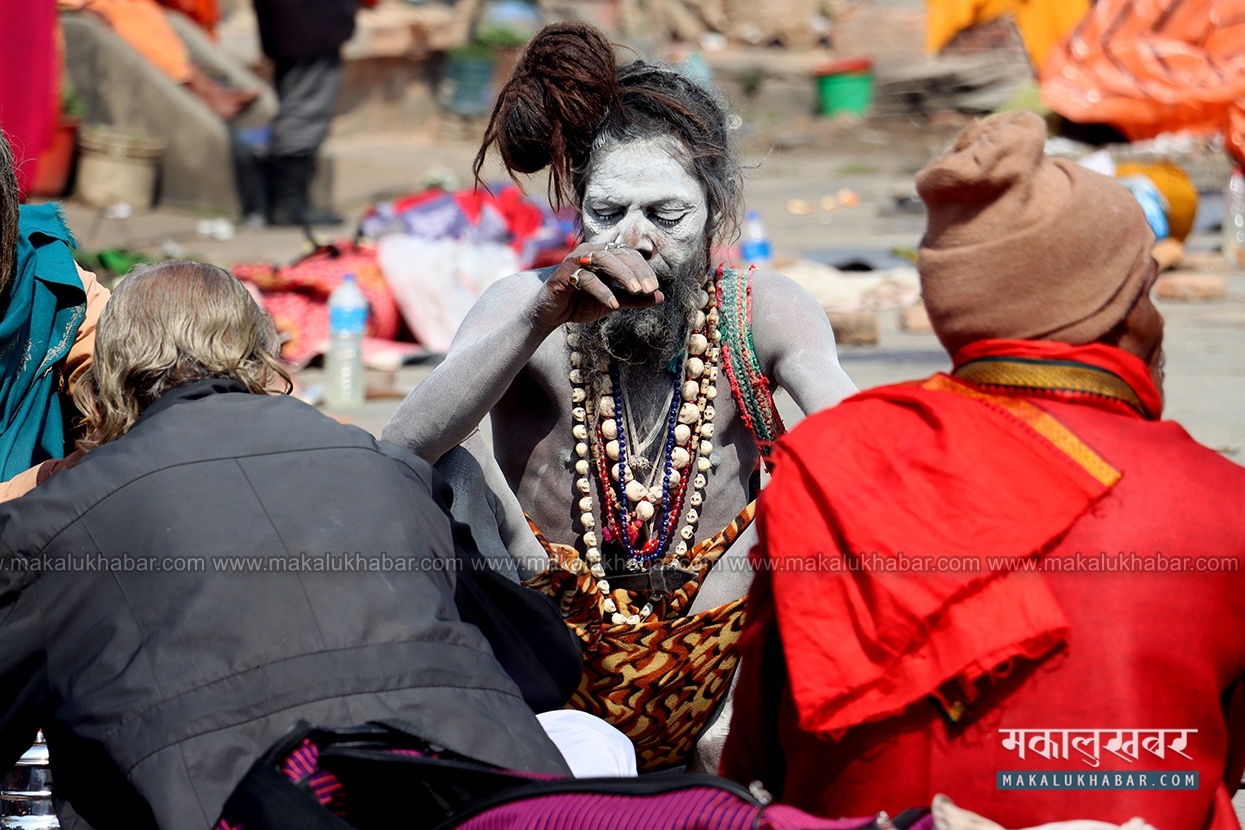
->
[270,54,343,157]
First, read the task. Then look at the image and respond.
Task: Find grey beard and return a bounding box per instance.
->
[575,256,707,394]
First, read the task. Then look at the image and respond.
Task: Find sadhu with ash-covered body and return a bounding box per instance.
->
[383,22,858,772]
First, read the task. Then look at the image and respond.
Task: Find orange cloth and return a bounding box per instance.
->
[1040,0,1245,166]
[1116,161,1200,243]
[925,0,1089,68]
[59,0,192,84]
[156,0,219,37]
[926,0,1020,53]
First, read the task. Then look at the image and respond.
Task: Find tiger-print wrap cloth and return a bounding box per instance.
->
[524,504,753,772]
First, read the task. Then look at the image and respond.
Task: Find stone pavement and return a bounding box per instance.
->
[54,127,1245,462]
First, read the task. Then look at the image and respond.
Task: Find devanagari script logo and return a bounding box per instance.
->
[996,729,1199,791]
[998,728,1195,768]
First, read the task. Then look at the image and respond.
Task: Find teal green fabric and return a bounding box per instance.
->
[0,203,87,479]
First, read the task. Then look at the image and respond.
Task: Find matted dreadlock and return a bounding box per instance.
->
[474,22,744,247]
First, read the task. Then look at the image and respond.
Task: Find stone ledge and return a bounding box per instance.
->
[898,301,933,334]
[1155,273,1228,302]
[828,310,880,346]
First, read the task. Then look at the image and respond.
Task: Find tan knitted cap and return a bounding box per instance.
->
[915,111,1155,355]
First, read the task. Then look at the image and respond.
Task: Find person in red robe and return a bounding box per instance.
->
[0,0,59,197]
[719,111,1245,830]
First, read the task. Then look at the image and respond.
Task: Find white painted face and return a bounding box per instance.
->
[580,137,710,278]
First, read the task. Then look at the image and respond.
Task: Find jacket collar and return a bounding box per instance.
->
[134,378,252,428]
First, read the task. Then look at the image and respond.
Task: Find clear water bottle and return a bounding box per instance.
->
[739,210,773,270]
[1,731,57,828]
[325,274,368,410]
[1224,165,1245,273]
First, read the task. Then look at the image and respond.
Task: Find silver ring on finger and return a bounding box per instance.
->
[569,268,586,289]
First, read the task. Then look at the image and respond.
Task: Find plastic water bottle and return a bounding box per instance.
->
[740,210,773,270]
[325,274,368,410]
[1224,165,1245,273]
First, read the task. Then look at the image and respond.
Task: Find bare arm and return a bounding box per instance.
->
[382,243,663,462]
[749,271,858,416]
[0,467,41,504]
[65,265,109,397]
[382,272,552,462]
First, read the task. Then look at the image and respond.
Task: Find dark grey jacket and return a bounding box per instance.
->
[252,0,357,62]
[0,380,570,829]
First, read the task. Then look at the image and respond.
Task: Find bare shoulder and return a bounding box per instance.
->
[739,269,857,413]
[744,269,836,350]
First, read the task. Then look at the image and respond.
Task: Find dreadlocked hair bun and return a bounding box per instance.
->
[474,22,618,207]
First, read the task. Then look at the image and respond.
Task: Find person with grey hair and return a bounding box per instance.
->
[0,260,576,827]
[0,131,109,501]
[382,22,858,773]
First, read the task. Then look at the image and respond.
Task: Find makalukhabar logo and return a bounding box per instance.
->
[996,729,1199,791]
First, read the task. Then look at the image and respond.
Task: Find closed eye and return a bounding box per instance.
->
[651,212,687,228]
[588,207,622,223]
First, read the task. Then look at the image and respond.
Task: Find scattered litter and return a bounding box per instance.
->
[196,217,236,241]
[885,189,925,216]
[820,195,838,211]
[1126,133,1210,156]
[103,202,133,220]
[422,165,461,192]
[74,247,163,282]
[1043,137,1094,158]
[1077,148,1116,176]
[786,199,815,215]
[837,188,860,207]
[160,238,187,258]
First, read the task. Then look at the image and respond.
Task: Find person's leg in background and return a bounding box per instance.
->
[266,53,343,226]
[62,0,256,119]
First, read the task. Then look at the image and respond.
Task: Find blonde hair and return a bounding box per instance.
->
[75,260,292,449]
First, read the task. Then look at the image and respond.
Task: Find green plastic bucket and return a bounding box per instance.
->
[815,57,874,117]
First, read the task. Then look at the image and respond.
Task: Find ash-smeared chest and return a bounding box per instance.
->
[501,333,761,549]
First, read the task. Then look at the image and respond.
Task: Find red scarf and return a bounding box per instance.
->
[758,341,1158,736]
